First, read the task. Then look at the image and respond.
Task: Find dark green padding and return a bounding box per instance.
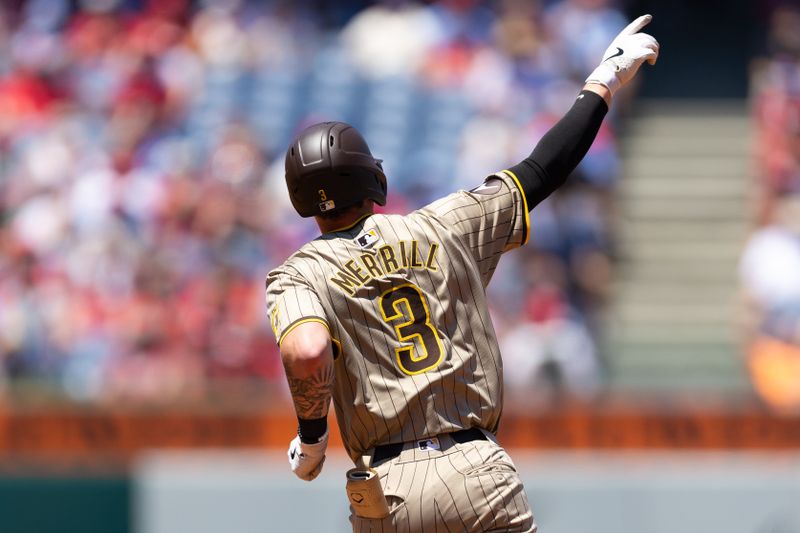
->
[0,476,129,533]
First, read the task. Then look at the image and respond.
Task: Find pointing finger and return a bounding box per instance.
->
[621,14,652,36]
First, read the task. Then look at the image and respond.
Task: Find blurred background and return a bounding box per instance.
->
[0,0,799,532]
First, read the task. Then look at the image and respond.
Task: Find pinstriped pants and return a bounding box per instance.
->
[349,431,536,532]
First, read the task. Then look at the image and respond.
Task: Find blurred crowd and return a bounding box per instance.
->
[744,3,800,411]
[0,0,630,404]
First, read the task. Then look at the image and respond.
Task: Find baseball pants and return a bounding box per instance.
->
[349,430,536,532]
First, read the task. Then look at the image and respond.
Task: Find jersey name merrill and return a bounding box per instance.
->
[330,240,440,295]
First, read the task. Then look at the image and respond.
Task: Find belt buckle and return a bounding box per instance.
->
[416,436,440,451]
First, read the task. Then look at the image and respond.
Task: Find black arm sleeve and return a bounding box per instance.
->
[506,90,609,210]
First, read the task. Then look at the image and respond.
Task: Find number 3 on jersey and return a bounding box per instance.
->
[379,283,445,375]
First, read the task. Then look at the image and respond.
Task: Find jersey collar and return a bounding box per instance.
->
[325,213,373,234]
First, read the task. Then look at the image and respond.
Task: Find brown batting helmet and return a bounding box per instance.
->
[284,122,387,218]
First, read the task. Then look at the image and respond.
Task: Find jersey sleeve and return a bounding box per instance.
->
[265,265,329,346]
[420,170,530,285]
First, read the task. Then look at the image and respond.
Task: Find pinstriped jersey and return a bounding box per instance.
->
[266,170,529,462]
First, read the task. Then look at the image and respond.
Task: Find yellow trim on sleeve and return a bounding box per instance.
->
[331,337,343,360]
[501,169,531,246]
[277,317,330,346]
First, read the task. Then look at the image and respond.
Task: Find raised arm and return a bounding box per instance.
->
[507,14,659,209]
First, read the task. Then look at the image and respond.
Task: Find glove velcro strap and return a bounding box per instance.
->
[585,63,622,95]
[299,431,329,455]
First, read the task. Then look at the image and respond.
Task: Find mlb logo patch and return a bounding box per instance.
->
[417,437,440,451]
[319,200,336,212]
[356,229,379,249]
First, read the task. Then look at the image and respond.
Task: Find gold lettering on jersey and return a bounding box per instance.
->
[378,245,399,273]
[330,269,362,295]
[344,259,370,284]
[360,253,383,278]
[410,241,423,269]
[425,243,439,271]
[329,241,442,295]
[399,242,409,268]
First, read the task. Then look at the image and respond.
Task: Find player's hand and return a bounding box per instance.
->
[287,431,328,481]
[585,14,659,95]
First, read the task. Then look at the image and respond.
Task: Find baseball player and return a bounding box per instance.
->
[267,15,658,532]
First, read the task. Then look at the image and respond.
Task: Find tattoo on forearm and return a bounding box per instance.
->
[285,362,334,419]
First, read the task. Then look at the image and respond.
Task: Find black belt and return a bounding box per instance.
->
[372,428,487,467]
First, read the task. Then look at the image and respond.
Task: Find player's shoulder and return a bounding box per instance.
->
[268,224,372,284]
[416,171,518,218]
[266,245,317,287]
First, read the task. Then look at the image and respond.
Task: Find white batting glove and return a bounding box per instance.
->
[585,14,659,95]
[287,431,328,481]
